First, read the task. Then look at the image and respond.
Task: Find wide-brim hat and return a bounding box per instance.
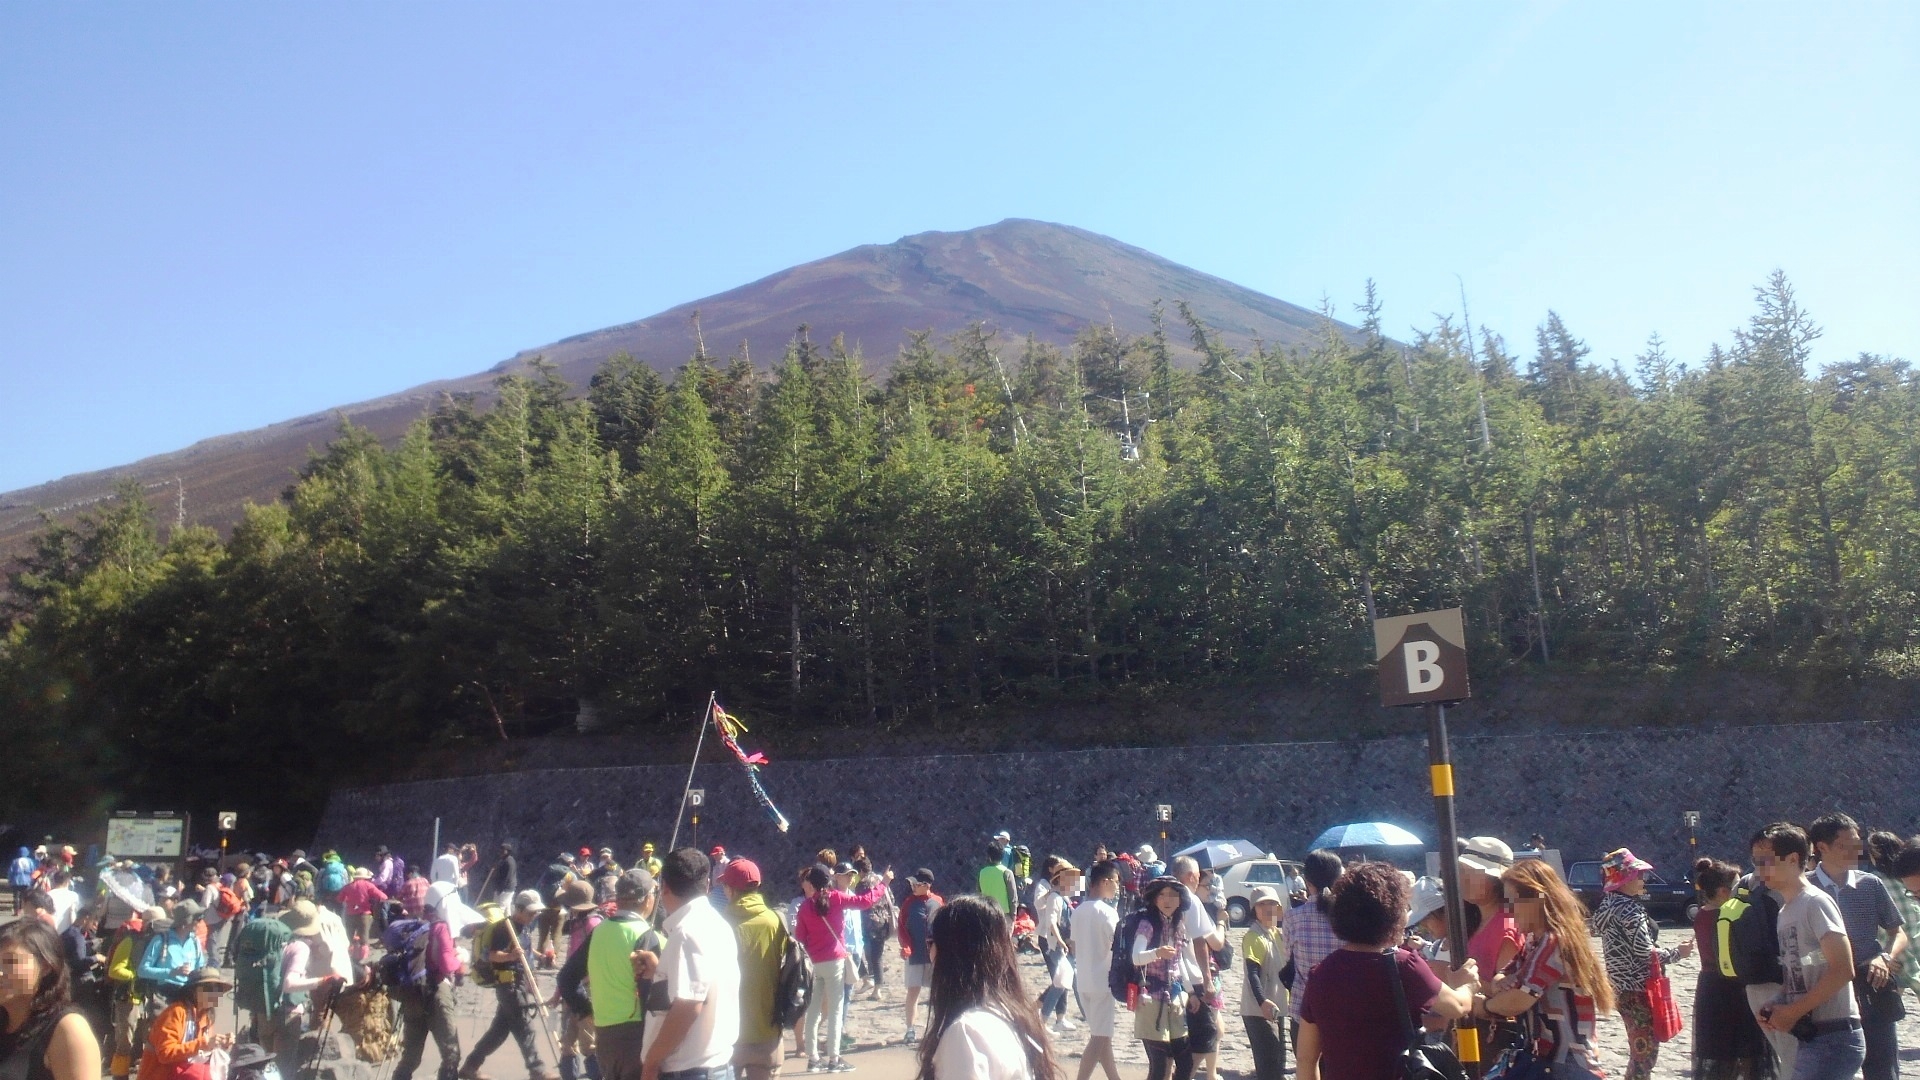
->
[512,888,547,913]
[279,899,323,936]
[173,899,206,922]
[186,968,234,991]
[1134,845,1158,863]
[558,880,597,912]
[1249,885,1282,907]
[351,867,373,881]
[1049,859,1082,881]
[1457,836,1515,878]
[1406,876,1447,929]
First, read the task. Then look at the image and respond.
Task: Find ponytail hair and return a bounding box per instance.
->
[1693,857,1738,897]
[805,864,833,916]
[1303,849,1343,915]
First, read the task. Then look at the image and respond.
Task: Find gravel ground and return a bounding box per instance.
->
[263,923,1920,1080]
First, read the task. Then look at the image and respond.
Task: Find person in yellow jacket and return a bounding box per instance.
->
[105,909,162,1080]
[1239,887,1288,1080]
[136,968,233,1080]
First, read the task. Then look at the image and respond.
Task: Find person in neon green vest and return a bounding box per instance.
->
[978,842,1017,915]
[585,869,665,1080]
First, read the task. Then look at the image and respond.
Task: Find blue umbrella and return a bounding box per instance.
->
[1308,822,1424,851]
[1172,838,1267,870]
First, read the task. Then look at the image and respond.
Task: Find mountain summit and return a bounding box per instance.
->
[1,220,1352,545]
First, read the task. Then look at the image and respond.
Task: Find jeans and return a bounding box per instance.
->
[465,983,543,1074]
[1243,1016,1285,1080]
[863,932,885,988]
[1038,943,1068,1021]
[802,956,847,1061]
[393,982,462,1080]
[1792,1028,1866,1080]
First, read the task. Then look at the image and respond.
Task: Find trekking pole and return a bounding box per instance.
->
[668,692,717,853]
[509,929,565,1069]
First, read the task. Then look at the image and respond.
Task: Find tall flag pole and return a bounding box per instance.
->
[668,692,717,852]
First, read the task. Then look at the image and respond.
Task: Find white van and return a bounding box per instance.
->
[1215,857,1305,927]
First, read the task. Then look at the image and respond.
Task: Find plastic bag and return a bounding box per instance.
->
[1051,954,1074,991]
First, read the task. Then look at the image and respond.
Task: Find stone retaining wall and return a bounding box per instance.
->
[316,719,1919,895]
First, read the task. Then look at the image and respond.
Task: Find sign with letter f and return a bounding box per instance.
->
[1373,607,1470,707]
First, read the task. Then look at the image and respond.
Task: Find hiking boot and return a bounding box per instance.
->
[902,1026,918,1047]
[828,1061,854,1074]
[530,1071,561,1080]
[456,1067,490,1080]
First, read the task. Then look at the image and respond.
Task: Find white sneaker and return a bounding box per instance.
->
[1053,1017,1077,1032]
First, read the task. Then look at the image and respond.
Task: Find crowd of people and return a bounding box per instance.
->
[1,811,1919,1080]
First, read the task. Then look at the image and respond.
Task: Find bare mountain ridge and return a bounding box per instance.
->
[1,219,1355,547]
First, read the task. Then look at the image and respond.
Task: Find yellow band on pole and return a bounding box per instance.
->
[1430,763,1455,797]
[1456,1025,1480,1063]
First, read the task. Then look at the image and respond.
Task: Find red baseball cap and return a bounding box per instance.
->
[718,858,761,890]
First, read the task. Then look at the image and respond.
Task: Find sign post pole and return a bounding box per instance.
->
[1376,607,1477,1075]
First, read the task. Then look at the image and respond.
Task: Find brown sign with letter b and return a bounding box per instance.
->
[1374,608,1470,707]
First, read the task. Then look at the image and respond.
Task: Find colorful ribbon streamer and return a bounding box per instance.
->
[713,703,789,832]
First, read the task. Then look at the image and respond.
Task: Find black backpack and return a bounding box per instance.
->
[1717,885,1783,986]
[1106,909,1154,1002]
[772,930,812,1027]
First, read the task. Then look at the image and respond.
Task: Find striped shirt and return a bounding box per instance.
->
[1811,865,1902,967]
[1590,891,1678,992]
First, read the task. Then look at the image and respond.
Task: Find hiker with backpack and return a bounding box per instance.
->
[388,884,473,1080]
[316,853,349,912]
[719,858,788,1080]
[1068,860,1121,1080]
[565,868,664,1080]
[460,889,557,1080]
[1690,857,1775,1080]
[977,845,1017,917]
[546,880,602,1080]
[372,846,408,904]
[1127,877,1200,1080]
[337,866,390,964]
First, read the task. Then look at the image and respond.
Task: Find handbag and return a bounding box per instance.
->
[1646,952,1683,1042]
[1383,950,1468,1080]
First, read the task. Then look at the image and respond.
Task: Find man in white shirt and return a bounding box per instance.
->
[642,848,742,1080]
[45,870,80,933]
[430,844,464,887]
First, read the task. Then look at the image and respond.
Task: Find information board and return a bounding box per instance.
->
[106,816,187,859]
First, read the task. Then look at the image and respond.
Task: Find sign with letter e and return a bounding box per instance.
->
[1374,607,1471,707]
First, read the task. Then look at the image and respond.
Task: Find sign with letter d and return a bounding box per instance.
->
[1374,607,1471,707]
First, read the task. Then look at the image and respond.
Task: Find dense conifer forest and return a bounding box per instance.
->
[5,274,1916,832]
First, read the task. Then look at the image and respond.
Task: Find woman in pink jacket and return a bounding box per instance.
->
[796,863,891,1074]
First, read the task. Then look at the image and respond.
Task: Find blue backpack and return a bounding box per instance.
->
[377,918,432,988]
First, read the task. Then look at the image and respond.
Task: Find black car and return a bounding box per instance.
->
[1565,860,1700,923]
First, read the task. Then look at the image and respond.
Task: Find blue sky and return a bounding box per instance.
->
[2,3,1914,493]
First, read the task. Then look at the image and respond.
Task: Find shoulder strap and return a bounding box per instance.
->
[1383,949,1420,1047]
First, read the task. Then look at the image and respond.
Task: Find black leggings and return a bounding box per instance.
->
[1143,1038,1193,1080]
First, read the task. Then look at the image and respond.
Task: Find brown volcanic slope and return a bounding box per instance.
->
[0,219,1353,549]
